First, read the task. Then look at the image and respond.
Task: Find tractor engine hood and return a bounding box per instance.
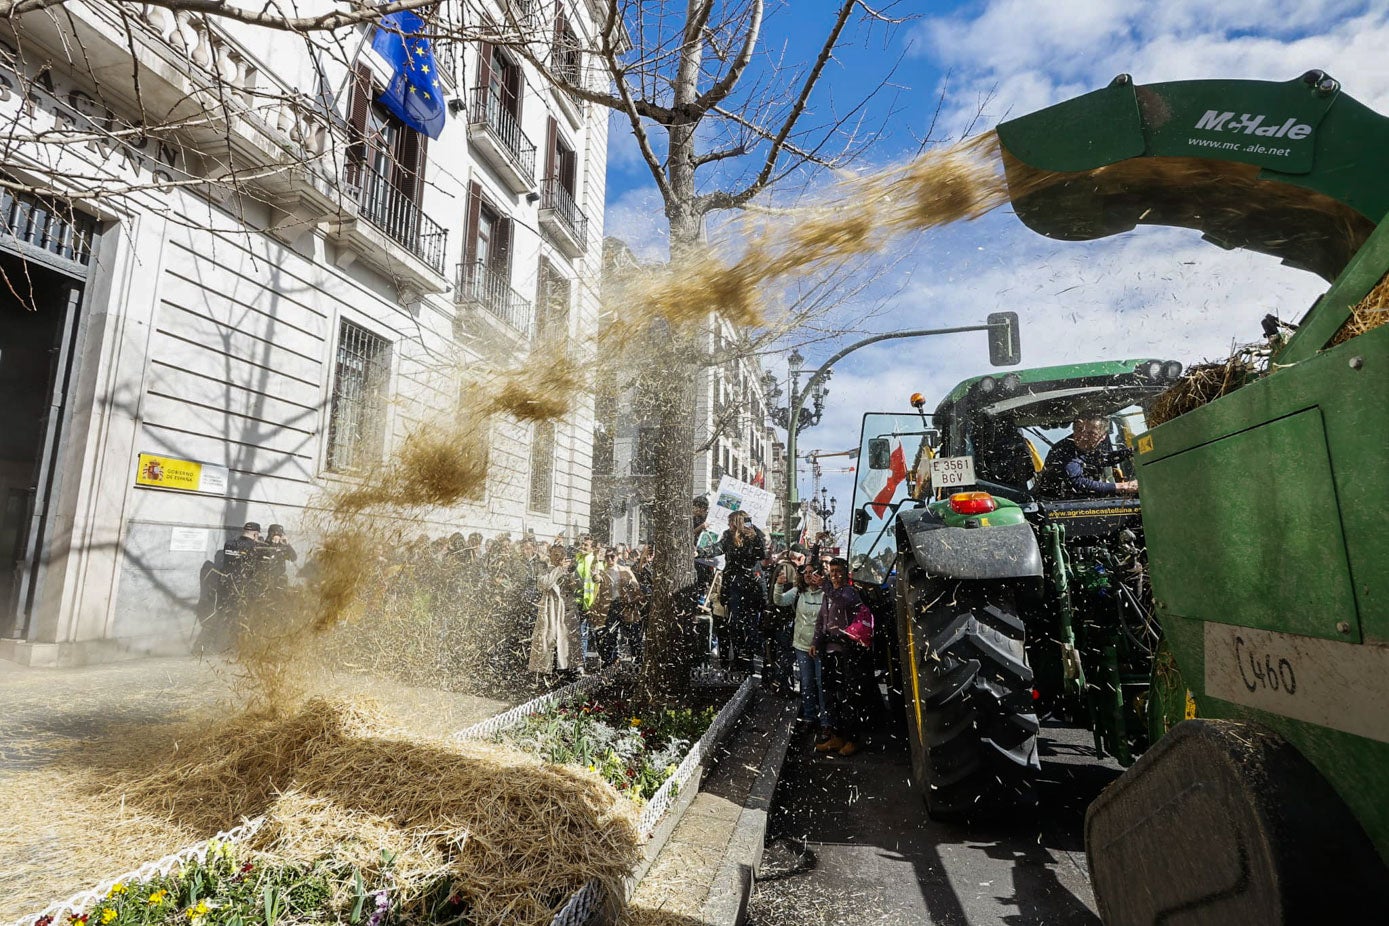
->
[995,72,1389,281]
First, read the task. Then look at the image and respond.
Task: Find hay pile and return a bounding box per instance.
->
[1147,354,1260,426]
[1329,271,1389,347]
[0,699,640,926]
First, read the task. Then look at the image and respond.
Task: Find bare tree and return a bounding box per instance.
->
[519,0,907,703]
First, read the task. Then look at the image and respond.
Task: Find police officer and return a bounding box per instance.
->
[262,523,298,589]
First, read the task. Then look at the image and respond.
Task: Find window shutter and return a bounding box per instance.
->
[464,180,482,276]
[396,130,427,207]
[346,64,372,181]
[545,116,559,182]
[495,214,512,272]
[478,42,495,95]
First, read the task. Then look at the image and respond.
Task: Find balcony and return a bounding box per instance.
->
[348,162,448,274]
[539,178,588,258]
[456,260,533,335]
[550,45,585,126]
[468,86,537,194]
[327,161,449,304]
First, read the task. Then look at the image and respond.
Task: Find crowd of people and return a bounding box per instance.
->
[195,501,889,756]
[694,496,886,758]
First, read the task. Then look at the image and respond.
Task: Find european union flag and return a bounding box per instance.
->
[371,10,446,140]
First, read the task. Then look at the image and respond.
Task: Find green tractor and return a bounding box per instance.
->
[863,70,1389,921]
[850,359,1184,819]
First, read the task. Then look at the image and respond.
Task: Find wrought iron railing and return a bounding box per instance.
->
[456,260,533,334]
[541,177,587,246]
[470,85,537,178]
[347,160,447,274]
[551,43,582,88]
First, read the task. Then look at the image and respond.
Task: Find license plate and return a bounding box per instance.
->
[930,455,976,488]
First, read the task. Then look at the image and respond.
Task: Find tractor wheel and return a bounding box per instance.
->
[904,566,1040,820]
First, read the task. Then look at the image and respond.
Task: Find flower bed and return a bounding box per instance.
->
[497,696,719,806]
[26,842,405,926]
[7,674,753,926]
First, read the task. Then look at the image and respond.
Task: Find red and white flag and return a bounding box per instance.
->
[861,437,907,517]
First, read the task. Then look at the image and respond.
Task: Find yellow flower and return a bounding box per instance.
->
[185,900,210,919]
[629,717,641,727]
[100,911,116,924]
[106,884,126,899]
[587,764,596,772]
[147,890,167,906]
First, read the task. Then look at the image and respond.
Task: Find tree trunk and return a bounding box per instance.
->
[635,131,706,707]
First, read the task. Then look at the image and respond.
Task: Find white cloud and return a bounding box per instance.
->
[916,1,1389,134]
[603,185,669,262]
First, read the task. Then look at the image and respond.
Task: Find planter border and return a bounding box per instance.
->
[550,675,756,926]
[1,818,266,926]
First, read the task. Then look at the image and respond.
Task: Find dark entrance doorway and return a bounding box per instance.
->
[0,252,84,637]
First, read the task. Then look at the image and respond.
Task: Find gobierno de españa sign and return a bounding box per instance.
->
[135,453,229,495]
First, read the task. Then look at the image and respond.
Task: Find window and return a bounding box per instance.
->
[535,258,571,346]
[552,16,582,86]
[326,320,390,472]
[593,422,613,475]
[528,420,555,513]
[481,45,523,122]
[346,65,428,207]
[463,182,515,308]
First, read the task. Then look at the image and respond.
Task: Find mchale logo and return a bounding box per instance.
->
[1194,110,1312,140]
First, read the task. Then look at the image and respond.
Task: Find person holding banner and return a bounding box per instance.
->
[719,509,766,673]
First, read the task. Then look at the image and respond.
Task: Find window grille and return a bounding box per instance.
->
[326,320,390,472]
[529,420,555,513]
[0,183,96,266]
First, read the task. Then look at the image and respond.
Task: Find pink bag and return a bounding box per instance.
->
[839,603,874,648]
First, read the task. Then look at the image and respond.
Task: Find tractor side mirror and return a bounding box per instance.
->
[867,438,891,470]
[852,509,870,535]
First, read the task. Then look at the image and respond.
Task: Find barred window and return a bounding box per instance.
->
[326,320,390,472]
[528,420,555,513]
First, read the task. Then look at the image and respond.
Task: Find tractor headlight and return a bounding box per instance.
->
[1162,360,1184,381]
[1001,373,1022,394]
[1142,361,1163,380]
[978,376,997,395]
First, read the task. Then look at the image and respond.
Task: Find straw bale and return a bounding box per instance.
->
[1147,356,1258,426]
[3,698,640,926]
[1329,271,1389,347]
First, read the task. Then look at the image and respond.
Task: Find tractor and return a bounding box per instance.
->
[850,359,1184,819]
[864,70,1389,922]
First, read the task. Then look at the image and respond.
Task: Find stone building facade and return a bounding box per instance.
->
[0,1,611,664]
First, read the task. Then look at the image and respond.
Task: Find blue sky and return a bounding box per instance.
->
[602,0,1389,528]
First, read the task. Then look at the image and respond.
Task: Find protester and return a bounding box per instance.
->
[720,510,767,672]
[776,562,827,734]
[810,557,883,757]
[593,549,644,665]
[528,543,580,681]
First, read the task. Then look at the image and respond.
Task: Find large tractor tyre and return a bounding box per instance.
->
[902,566,1040,820]
[1087,719,1389,925]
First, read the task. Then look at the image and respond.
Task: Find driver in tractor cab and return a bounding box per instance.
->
[1036,416,1138,499]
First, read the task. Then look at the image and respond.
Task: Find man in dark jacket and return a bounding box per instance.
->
[1037,416,1137,499]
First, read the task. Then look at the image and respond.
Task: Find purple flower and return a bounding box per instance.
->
[365,890,390,926]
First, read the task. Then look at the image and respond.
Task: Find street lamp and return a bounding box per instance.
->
[767,349,830,433]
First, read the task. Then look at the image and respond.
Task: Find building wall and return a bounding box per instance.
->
[0,1,611,664]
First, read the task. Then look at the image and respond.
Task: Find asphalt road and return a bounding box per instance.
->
[747,719,1122,926]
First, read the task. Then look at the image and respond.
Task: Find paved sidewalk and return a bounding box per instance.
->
[626,691,797,925]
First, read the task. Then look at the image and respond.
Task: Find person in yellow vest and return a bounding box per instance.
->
[573,534,599,664]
